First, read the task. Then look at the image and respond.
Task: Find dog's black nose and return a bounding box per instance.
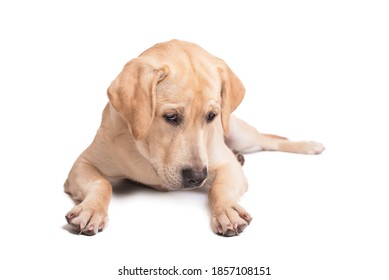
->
[181,167,208,188]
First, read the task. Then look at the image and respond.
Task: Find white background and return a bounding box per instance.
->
[1,1,388,279]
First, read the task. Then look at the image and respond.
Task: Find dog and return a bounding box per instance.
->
[64,40,324,236]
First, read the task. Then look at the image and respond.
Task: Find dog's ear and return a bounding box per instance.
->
[218,62,245,136]
[108,58,168,140]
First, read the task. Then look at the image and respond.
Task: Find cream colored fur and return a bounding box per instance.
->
[65,40,324,236]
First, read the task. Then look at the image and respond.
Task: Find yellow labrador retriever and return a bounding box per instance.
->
[65,40,324,236]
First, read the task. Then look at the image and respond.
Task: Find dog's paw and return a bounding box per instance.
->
[65,203,108,236]
[211,203,252,237]
[302,141,325,155]
[292,141,325,155]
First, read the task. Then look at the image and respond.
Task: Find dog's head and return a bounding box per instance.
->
[107,40,245,190]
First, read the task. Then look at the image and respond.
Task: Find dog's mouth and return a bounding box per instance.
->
[152,164,208,191]
[163,175,207,191]
[181,177,207,190]
[152,162,209,191]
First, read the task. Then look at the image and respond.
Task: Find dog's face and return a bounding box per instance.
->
[108,40,245,190]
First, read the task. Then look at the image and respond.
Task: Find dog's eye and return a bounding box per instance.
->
[206,112,217,123]
[163,113,181,125]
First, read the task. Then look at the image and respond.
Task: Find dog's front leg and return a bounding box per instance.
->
[64,157,112,236]
[209,158,252,237]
